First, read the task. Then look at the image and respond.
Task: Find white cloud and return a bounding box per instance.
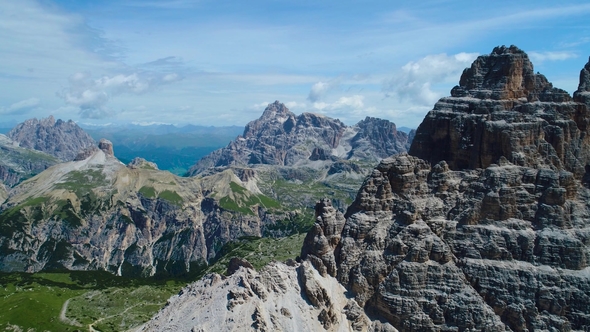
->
[7,98,40,112]
[529,51,577,62]
[0,97,41,115]
[58,71,182,119]
[312,95,365,112]
[308,79,342,102]
[383,52,478,106]
[284,101,303,110]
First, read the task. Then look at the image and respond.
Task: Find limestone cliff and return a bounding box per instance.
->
[7,115,96,161]
[0,141,294,276]
[410,45,590,177]
[186,102,411,176]
[187,103,412,211]
[144,47,590,331]
[0,134,59,189]
[327,47,590,331]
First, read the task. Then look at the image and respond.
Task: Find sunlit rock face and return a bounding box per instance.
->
[0,147,293,277]
[308,47,590,331]
[186,101,412,176]
[7,115,96,162]
[410,45,590,178]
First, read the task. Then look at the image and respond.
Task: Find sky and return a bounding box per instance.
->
[1,0,590,129]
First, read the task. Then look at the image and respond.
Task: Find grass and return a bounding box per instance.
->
[54,169,109,197]
[262,177,356,209]
[229,181,248,194]
[263,212,315,237]
[0,271,186,332]
[0,232,308,332]
[138,186,156,199]
[206,233,306,275]
[138,187,184,206]
[159,190,183,206]
[217,182,282,215]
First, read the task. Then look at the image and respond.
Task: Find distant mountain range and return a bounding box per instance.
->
[186,101,414,210]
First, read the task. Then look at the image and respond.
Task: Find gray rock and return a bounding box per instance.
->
[7,116,95,162]
[127,157,159,170]
[410,45,589,177]
[0,134,59,188]
[186,101,411,176]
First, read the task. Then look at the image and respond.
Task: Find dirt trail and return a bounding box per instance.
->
[59,298,82,327]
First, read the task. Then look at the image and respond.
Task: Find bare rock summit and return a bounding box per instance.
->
[186,101,412,176]
[7,115,96,161]
[410,45,589,176]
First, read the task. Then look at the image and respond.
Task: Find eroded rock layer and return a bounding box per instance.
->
[410,45,590,177]
[329,47,590,331]
[187,102,411,176]
[0,148,293,277]
[8,115,96,161]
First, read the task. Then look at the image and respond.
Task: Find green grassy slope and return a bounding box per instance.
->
[0,233,308,331]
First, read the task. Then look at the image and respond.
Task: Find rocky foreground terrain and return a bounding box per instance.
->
[144,46,590,331]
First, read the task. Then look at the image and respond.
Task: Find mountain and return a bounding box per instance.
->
[82,123,243,175]
[0,139,300,277]
[143,46,590,331]
[186,103,412,211]
[7,116,96,162]
[0,133,59,190]
[187,101,411,175]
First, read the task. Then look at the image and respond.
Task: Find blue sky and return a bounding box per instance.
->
[1,0,590,128]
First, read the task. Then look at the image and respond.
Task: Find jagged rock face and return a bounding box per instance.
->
[410,46,590,177]
[186,101,412,176]
[301,198,346,277]
[0,150,293,277]
[318,47,590,331]
[141,261,386,332]
[127,157,159,170]
[0,185,6,204]
[0,134,59,188]
[98,138,114,156]
[7,115,96,161]
[349,117,410,160]
[331,152,590,331]
[146,47,590,331]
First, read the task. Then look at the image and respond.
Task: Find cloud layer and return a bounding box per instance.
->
[383,52,478,106]
[58,70,182,119]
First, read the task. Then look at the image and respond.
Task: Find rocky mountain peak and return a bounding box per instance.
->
[574,57,590,106]
[7,116,95,161]
[187,101,411,175]
[578,56,590,92]
[410,45,589,175]
[452,44,570,103]
[127,157,159,170]
[259,100,294,120]
[242,101,297,140]
[98,138,114,156]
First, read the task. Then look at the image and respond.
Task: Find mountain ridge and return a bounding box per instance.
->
[144,45,590,331]
[7,115,96,162]
[0,140,300,277]
[186,101,412,176]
